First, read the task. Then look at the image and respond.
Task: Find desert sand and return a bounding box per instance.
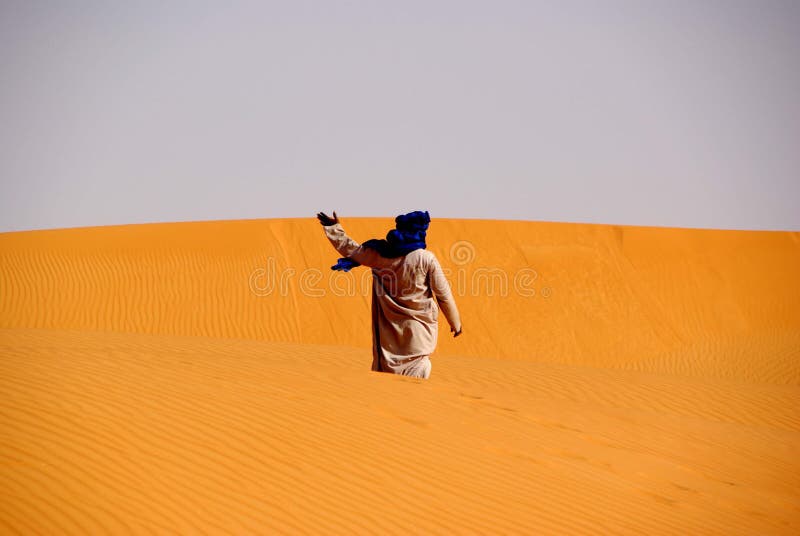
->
[1,217,799,534]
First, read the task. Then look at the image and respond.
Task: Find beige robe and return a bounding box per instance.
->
[323,223,462,379]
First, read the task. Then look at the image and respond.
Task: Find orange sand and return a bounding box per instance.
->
[1,218,799,534]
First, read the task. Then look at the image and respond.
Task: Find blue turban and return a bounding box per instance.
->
[331,210,430,271]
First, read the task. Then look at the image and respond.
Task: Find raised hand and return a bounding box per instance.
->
[317,211,339,227]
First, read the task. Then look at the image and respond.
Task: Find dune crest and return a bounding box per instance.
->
[1,218,798,383]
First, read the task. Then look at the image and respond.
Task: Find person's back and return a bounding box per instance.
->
[318,211,462,379]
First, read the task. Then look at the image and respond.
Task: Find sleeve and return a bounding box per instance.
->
[322,223,392,269]
[428,253,462,332]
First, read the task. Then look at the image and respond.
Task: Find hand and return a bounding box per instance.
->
[317,211,339,227]
[451,325,462,338]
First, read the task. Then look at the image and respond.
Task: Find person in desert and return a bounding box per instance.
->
[317,210,462,379]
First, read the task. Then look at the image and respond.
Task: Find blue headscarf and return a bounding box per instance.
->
[331,210,430,271]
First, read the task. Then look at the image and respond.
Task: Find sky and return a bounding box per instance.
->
[1,0,799,232]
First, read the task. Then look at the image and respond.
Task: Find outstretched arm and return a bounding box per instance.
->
[428,254,463,337]
[317,211,391,269]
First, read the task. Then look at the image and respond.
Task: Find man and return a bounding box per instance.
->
[317,210,462,379]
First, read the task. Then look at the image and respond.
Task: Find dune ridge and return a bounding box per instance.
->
[1,218,798,383]
[1,218,799,534]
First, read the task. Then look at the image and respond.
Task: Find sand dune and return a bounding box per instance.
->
[1,218,798,382]
[1,218,799,533]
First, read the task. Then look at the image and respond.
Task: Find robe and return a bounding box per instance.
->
[323,223,462,379]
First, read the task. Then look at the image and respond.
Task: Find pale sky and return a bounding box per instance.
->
[1,0,798,232]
